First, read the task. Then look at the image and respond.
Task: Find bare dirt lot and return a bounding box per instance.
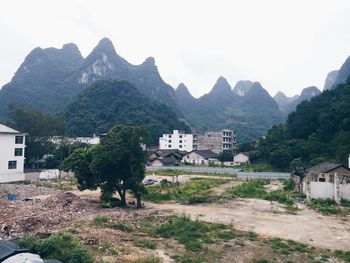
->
[2,178,350,262]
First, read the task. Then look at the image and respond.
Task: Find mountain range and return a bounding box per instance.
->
[0,37,307,142]
[273,86,321,114]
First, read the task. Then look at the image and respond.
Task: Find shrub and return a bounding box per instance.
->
[309,199,340,214]
[133,238,157,249]
[18,233,94,263]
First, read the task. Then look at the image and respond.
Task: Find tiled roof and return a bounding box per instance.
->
[0,124,21,134]
[308,162,349,173]
[193,150,219,159]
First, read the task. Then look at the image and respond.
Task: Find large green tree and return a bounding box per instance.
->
[63,125,150,208]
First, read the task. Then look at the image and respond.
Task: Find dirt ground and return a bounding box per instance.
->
[2,177,350,262]
[146,198,350,251]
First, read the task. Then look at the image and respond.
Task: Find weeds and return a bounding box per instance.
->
[144,178,228,204]
[308,199,340,214]
[264,238,312,255]
[133,238,157,249]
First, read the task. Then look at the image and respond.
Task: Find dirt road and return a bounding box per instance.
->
[147,198,350,251]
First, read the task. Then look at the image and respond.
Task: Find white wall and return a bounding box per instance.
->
[0,133,25,183]
[159,130,194,152]
[233,153,249,164]
[309,182,334,199]
[150,159,164,167]
[340,184,350,200]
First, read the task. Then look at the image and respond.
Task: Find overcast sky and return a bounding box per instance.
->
[1,0,350,97]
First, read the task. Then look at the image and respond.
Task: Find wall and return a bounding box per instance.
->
[309,182,334,199]
[340,184,350,200]
[182,152,208,166]
[0,133,25,183]
[159,130,194,152]
[150,159,164,167]
[234,154,249,164]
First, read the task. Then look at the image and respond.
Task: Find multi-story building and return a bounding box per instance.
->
[196,129,236,154]
[159,130,195,152]
[0,124,26,183]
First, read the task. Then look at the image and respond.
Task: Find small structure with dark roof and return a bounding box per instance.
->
[302,162,350,203]
[148,149,187,167]
[181,150,220,166]
[0,240,29,262]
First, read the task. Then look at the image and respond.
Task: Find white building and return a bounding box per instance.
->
[159,130,195,152]
[233,153,250,165]
[0,124,26,183]
[181,150,220,166]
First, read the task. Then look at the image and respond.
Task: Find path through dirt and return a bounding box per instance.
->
[147,199,350,251]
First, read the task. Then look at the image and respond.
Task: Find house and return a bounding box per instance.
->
[0,124,26,183]
[233,152,250,165]
[148,149,187,167]
[300,161,350,203]
[181,150,220,166]
[159,130,196,152]
[196,129,236,154]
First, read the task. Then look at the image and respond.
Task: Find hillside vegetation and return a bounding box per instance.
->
[255,79,350,169]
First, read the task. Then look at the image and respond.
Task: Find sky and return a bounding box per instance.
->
[1,0,350,98]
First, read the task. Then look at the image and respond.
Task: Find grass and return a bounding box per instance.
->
[133,238,157,249]
[225,179,295,206]
[308,199,341,214]
[263,238,312,255]
[146,169,237,178]
[92,215,133,232]
[234,163,276,172]
[143,178,229,204]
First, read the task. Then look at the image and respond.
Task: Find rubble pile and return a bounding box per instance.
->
[1,190,91,239]
[0,183,56,199]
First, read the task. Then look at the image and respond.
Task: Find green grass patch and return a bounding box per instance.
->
[133,238,157,249]
[92,215,133,232]
[153,216,232,252]
[308,199,341,214]
[144,178,229,204]
[263,238,312,255]
[225,179,295,206]
[18,233,94,263]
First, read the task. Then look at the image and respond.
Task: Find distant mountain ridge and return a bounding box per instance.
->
[177,77,284,142]
[0,37,285,142]
[273,86,321,114]
[0,38,179,120]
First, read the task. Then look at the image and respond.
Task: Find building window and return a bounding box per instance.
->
[168,145,172,148]
[168,140,172,143]
[319,178,326,182]
[15,148,23,156]
[179,145,182,148]
[8,161,17,169]
[15,136,24,144]
[179,140,182,143]
[179,135,183,138]
[169,135,172,138]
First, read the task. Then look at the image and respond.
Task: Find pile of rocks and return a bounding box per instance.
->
[1,191,90,239]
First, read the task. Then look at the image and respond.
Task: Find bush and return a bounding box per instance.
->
[18,233,94,263]
[309,199,340,214]
[283,179,295,191]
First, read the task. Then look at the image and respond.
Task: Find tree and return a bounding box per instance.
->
[218,150,233,162]
[63,125,150,208]
[6,105,65,166]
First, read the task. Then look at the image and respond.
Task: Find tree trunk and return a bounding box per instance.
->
[121,191,126,207]
[136,193,142,209]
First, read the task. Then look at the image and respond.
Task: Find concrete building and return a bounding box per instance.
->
[298,161,350,203]
[159,130,195,152]
[0,124,26,183]
[181,150,220,166]
[196,129,236,154]
[233,152,250,165]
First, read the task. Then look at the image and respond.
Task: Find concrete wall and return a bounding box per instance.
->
[340,184,350,200]
[309,182,334,199]
[233,154,249,164]
[159,130,194,152]
[150,159,164,167]
[0,133,25,183]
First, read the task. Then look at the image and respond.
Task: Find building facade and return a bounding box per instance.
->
[159,130,195,152]
[196,129,236,154]
[181,150,220,166]
[0,124,26,183]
